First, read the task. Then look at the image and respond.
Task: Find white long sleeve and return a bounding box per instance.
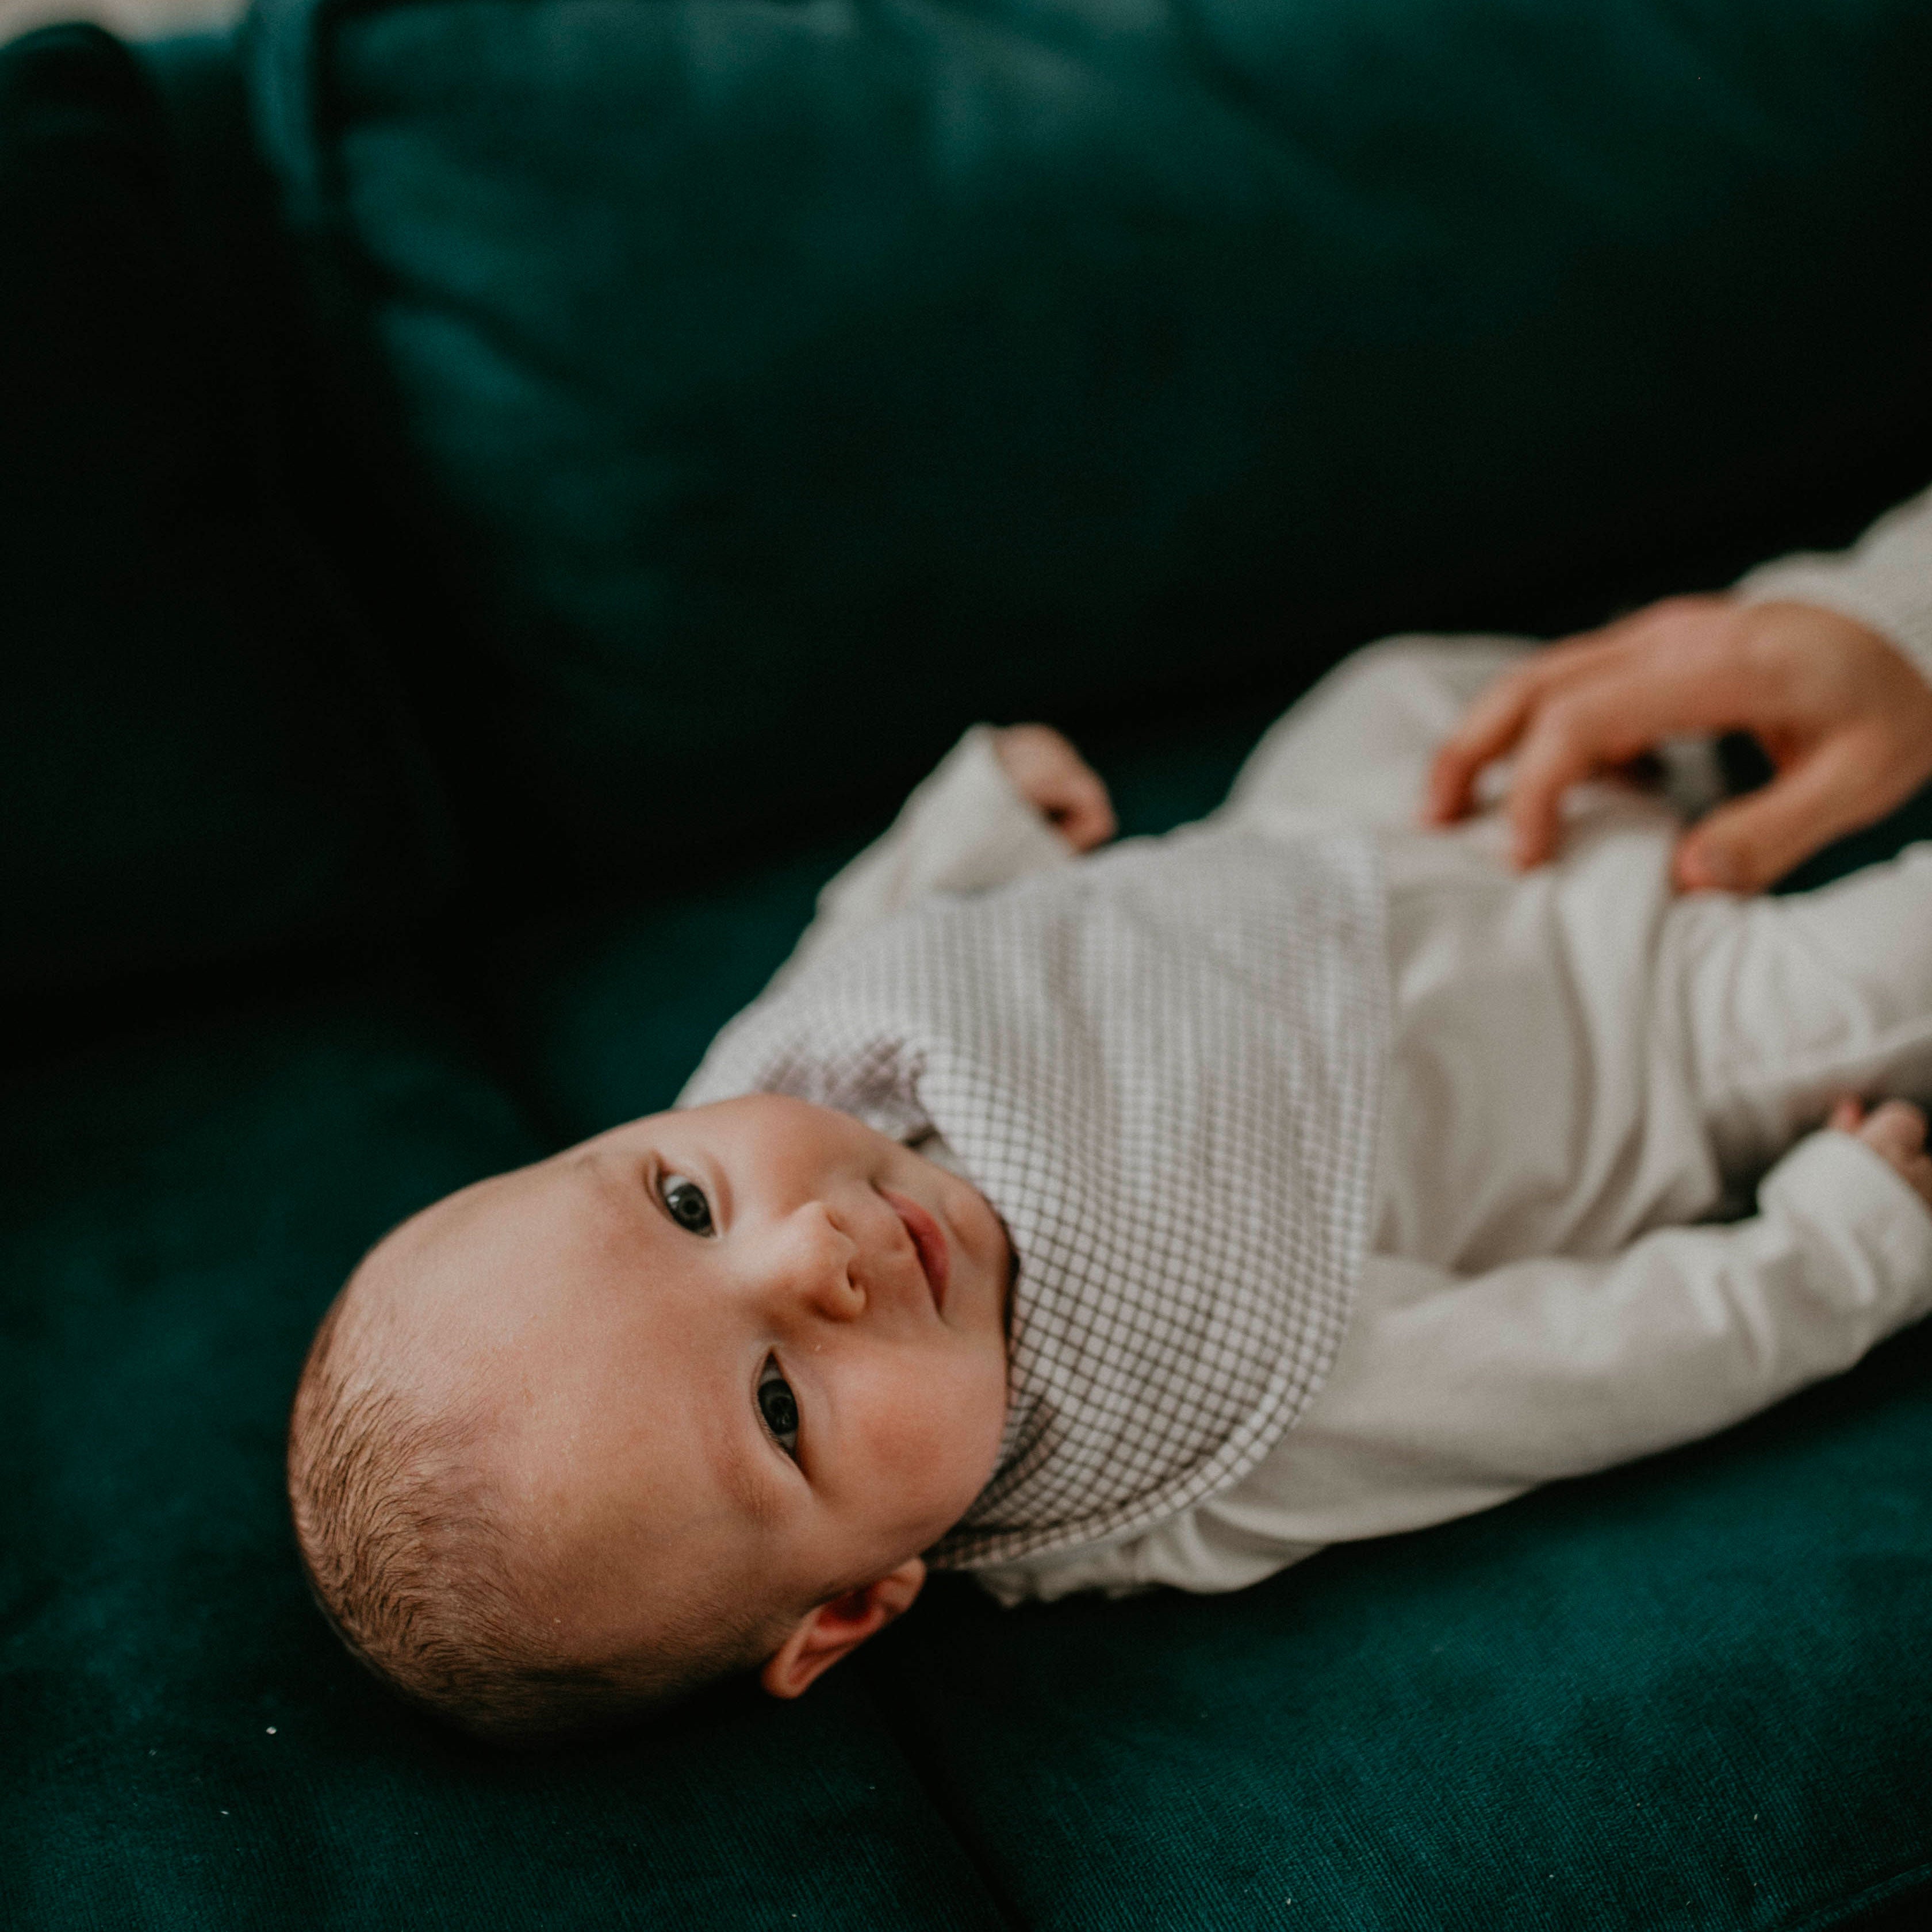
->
[773,727,1075,988]
[970,637,1932,1607]
[979,1129,1932,1604]
[1735,482,1932,688]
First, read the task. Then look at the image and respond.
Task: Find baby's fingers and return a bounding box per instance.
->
[1045,766,1117,852]
[993,723,1116,852]
[1834,1098,1932,1209]
[1855,1098,1929,1166]
[1849,1101,1932,1212]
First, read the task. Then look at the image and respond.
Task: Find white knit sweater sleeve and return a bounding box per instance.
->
[1734,482,1932,688]
[773,727,1076,986]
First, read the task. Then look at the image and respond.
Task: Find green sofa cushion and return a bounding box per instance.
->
[251,0,1932,873]
[0,994,1005,1930]
[0,26,455,998]
[10,703,1927,1930]
[872,1331,1932,1930]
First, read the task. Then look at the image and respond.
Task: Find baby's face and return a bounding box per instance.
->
[364,1095,1013,1677]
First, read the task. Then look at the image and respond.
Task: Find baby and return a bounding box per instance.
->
[289,637,1932,1743]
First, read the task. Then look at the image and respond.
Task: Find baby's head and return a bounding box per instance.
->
[288,1095,1013,1741]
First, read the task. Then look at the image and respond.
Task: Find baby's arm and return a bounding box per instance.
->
[977,1108,1932,1605]
[1248,1114,1932,1544]
[780,725,1111,979]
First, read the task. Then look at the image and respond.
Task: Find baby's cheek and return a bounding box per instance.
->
[857,1348,1005,1520]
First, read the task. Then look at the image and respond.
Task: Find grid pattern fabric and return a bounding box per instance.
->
[682,825,1389,1566]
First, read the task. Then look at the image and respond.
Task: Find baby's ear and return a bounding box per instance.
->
[760,1559,926,1699]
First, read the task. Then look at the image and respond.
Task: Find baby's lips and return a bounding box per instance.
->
[880,1189,950,1314]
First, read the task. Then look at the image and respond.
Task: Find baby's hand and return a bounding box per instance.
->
[1831,1097,1932,1212]
[994,724,1117,853]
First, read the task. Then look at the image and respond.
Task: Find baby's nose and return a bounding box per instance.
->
[777,1204,865,1320]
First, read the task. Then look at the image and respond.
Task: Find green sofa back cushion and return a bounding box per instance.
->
[0,27,455,999]
[252,0,1932,872]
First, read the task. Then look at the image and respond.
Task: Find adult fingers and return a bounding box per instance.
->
[1421,603,1732,826]
[1498,651,1757,865]
[1422,638,1626,824]
[1672,734,1894,892]
[1423,684,1532,825]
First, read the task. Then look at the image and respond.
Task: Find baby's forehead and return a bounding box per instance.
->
[350,1158,610,1368]
[341,1128,814,1635]
[412,1151,614,1258]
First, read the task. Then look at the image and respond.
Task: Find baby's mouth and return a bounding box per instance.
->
[881,1190,950,1314]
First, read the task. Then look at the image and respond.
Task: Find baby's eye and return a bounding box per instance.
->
[660,1173,714,1236]
[757,1357,800,1459]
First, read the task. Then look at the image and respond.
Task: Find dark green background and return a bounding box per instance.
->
[4,0,1931,1923]
[0,26,454,999]
[252,0,1932,871]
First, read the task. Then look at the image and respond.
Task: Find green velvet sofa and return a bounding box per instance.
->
[5,0,1931,1922]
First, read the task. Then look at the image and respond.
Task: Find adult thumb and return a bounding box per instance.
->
[1673,747,1869,893]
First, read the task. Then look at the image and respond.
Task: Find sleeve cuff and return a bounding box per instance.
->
[1758,1129,1932,1318]
[826,724,1075,909]
[1734,483,1932,691]
[777,727,1076,983]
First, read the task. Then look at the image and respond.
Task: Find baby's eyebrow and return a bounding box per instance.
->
[575,1148,680,1254]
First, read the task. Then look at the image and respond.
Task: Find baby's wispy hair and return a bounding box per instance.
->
[288,1275,766,1742]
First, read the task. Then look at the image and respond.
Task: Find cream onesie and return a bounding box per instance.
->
[779,484,1932,1604]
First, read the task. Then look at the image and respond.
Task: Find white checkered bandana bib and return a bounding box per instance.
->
[680,823,1388,1568]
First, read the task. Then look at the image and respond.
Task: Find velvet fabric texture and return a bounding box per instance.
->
[5,3,1932,1926]
[247,0,1932,870]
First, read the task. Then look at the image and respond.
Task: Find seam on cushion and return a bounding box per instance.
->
[1162,0,1288,145]
[1770,1859,1932,1932]
[854,1659,1029,1932]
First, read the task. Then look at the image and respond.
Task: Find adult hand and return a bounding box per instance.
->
[994,723,1117,852]
[1423,597,1932,891]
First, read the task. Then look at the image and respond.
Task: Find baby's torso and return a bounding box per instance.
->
[680,823,1390,1567]
[1368,796,1720,1273]
[1212,634,1724,1272]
